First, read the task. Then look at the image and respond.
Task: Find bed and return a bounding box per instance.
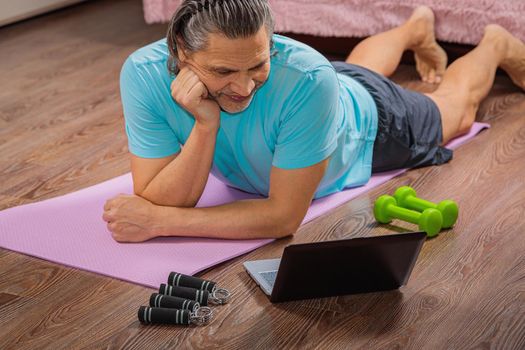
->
[142,0,525,45]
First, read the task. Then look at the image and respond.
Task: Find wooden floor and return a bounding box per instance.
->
[1,0,524,348]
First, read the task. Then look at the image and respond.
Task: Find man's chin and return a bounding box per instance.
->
[218,97,253,114]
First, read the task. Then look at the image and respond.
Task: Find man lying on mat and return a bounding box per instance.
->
[103,0,525,242]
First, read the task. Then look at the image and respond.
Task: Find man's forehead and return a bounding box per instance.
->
[201,28,270,58]
[199,31,270,70]
[204,57,269,72]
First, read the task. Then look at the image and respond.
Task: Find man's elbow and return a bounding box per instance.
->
[133,188,143,197]
[133,187,197,208]
[133,188,159,205]
[133,186,156,203]
[273,215,302,239]
[133,182,148,198]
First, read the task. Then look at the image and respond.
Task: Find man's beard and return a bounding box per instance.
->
[209,81,264,114]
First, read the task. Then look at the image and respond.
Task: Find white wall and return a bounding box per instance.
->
[0,0,87,27]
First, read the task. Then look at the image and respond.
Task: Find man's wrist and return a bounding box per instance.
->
[194,119,220,133]
[151,205,182,238]
[150,205,169,237]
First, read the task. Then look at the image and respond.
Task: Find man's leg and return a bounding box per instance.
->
[345,6,447,83]
[426,25,525,144]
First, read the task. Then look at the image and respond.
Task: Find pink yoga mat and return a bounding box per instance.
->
[0,123,488,288]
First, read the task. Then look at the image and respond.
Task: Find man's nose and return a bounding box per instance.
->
[230,73,255,97]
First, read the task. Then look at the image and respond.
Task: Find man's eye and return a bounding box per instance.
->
[216,71,232,75]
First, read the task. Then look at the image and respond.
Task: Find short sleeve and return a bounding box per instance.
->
[120,57,181,158]
[272,66,340,169]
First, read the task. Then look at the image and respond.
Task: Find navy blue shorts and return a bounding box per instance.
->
[331,61,453,172]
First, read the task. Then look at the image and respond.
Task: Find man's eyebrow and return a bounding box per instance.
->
[208,59,268,72]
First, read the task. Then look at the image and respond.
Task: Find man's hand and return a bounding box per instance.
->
[171,66,221,127]
[102,194,159,243]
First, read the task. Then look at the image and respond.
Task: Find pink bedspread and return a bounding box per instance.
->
[142,0,525,45]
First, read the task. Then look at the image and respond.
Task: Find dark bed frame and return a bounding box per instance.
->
[282,32,475,63]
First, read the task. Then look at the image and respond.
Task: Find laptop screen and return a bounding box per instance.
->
[269,232,426,302]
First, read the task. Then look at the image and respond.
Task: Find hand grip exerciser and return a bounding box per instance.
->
[159,283,231,305]
[150,293,204,313]
[167,271,231,304]
[137,272,230,327]
[138,306,212,326]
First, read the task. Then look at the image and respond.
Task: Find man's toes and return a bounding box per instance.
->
[416,61,427,82]
[436,63,447,80]
[421,67,430,83]
[416,63,423,81]
[427,70,436,84]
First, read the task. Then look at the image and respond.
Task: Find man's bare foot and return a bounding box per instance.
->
[484,24,525,91]
[406,6,448,84]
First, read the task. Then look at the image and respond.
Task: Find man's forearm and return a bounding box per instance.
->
[141,122,218,207]
[153,198,302,240]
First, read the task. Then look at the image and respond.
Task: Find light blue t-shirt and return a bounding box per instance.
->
[120,34,378,199]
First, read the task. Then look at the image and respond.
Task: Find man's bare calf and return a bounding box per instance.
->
[427,24,525,144]
[345,5,447,84]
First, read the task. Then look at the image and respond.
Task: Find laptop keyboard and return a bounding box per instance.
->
[259,270,278,287]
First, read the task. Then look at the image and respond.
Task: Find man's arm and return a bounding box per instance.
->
[152,158,330,239]
[132,122,218,207]
[131,65,222,207]
[103,158,329,242]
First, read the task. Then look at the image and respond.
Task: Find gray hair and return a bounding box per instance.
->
[166,0,275,75]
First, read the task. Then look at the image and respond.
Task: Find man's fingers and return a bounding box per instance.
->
[102,212,112,222]
[179,74,201,99]
[172,67,201,91]
[200,83,209,99]
[172,71,189,92]
[174,73,200,101]
[172,67,197,92]
[187,81,208,102]
[103,194,125,210]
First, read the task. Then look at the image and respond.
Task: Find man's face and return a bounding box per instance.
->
[178,26,271,114]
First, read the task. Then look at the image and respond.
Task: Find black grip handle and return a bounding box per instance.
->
[159,283,209,306]
[168,272,217,292]
[149,293,199,311]
[138,306,190,325]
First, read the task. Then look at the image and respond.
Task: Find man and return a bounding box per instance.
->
[103,0,524,242]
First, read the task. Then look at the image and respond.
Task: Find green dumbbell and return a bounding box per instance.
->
[394,186,458,229]
[374,195,443,237]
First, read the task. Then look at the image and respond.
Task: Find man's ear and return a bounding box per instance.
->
[176,37,188,63]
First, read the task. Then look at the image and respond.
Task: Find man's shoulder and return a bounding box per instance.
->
[120,38,172,100]
[271,34,334,76]
[127,38,169,67]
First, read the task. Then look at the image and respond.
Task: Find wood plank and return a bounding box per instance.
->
[0,0,524,348]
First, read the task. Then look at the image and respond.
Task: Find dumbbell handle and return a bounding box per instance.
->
[386,204,421,224]
[395,186,458,229]
[403,195,437,212]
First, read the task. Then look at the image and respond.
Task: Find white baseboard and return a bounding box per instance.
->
[0,0,88,27]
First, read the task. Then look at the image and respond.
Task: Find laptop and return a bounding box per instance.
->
[243,231,426,302]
